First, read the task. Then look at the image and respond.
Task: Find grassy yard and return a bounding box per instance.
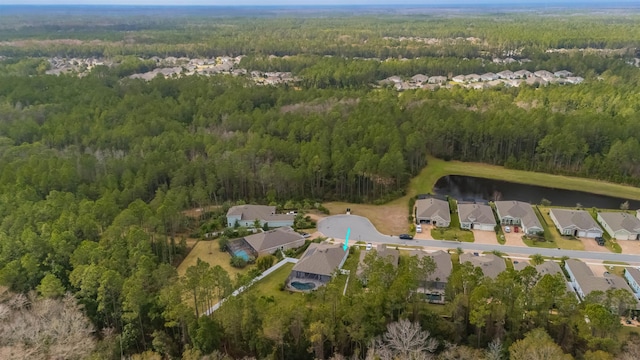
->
[604,261,629,277]
[242,263,305,310]
[430,227,474,242]
[535,206,585,251]
[403,156,640,203]
[177,239,247,277]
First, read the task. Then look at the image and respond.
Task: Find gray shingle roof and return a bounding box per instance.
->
[598,212,640,233]
[565,259,635,297]
[550,209,600,231]
[242,226,304,253]
[495,201,542,230]
[458,203,496,226]
[460,253,506,278]
[292,243,347,277]
[227,205,295,222]
[410,250,452,283]
[357,244,399,277]
[415,198,451,223]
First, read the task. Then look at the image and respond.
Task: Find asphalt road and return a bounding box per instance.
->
[318,215,640,264]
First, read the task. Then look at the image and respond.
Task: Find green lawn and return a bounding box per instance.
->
[536,206,585,251]
[242,262,305,310]
[400,156,640,204]
[604,261,629,277]
[430,227,475,242]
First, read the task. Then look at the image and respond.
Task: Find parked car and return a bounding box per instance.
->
[366,243,373,251]
[595,236,605,246]
[416,224,422,233]
[399,234,413,240]
[505,226,511,233]
[300,232,311,239]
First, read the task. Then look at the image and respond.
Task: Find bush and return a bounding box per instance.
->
[230,256,247,268]
[317,204,330,215]
[257,255,275,271]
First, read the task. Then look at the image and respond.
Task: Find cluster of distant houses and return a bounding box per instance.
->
[44,57,111,76]
[380,69,584,91]
[221,204,640,309]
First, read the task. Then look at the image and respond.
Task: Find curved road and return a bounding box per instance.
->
[318,215,640,264]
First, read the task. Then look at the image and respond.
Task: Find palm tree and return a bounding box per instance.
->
[530,253,544,265]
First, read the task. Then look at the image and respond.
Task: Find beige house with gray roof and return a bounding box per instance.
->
[238,227,305,256]
[460,253,506,279]
[226,204,295,228]
[549,209,603,238]
[597,212,640,240]
[564,259,636,303]
[415,198,451,227]
[410,250,452,303]
[494,201,543,235]
[288,243,348,291]
[458,203,497,231]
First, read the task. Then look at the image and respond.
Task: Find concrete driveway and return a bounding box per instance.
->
[580,237,611,253]
[472,230,498,245]
[503,231,528,247]
[618,240,640,255]
[414,225,434,240]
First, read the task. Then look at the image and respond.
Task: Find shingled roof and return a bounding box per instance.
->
[243,226,304,253]
[495,200,542,230]
[293,243,347,277]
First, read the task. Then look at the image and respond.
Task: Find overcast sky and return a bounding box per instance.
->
[3,0,636,6]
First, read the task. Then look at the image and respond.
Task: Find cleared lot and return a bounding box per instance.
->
[472,230,498,245]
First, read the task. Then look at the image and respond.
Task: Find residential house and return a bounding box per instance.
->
[549,209,603,238]
[410,74,429,84]
[480,72,498,81]
[554,70,573,78]
[410,250,452,303]
[496,70,515,79]
[428,75,448,84]
[452,75,466,83]
[494,201,543,235]
[566,76,584,84]
[379,76,402,85]
[513,69,532,78]
[226,205,295,228]
[415,198,451,227]
[288,243,349,290]
[460,253,506,279]
[525,76,548,86]
[513,260,530,271]
[357,244,400,284]
[624,268,640,299]
[458,203,497,231]
[597,212,640,240]
[533,70,555,80]
[564,259,636,301]
[236,226,305,257]
[465,74,481,82]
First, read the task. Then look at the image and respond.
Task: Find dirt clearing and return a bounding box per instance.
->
[323,201,409,235]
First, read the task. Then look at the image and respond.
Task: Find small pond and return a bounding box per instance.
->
[433,175,640,209]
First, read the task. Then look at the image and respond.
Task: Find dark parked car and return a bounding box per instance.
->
[595,236,605,246]
[399,234,413,240]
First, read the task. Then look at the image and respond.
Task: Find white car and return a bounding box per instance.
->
[505,226,511,233]
[416,224,422,233]
[366,243,373,251]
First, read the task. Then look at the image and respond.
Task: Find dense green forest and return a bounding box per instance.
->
[2,6,640,359]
